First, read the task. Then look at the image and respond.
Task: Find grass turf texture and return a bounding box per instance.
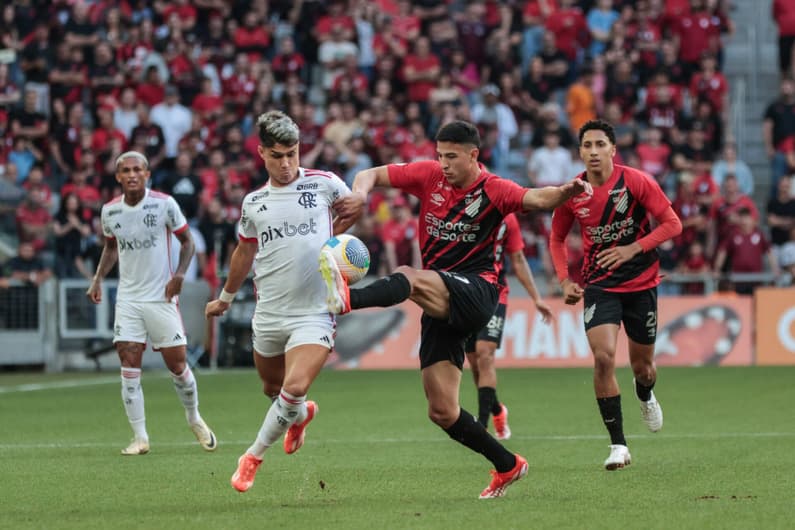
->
[1,366,793,529]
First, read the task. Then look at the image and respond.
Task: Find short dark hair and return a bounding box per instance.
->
[435,120,481,148]
[578,119,616,145]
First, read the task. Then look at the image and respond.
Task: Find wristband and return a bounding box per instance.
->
[219,289,236,304]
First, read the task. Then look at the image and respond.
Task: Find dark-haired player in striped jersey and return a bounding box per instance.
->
[549,119,682,471]
[323,120,592,499]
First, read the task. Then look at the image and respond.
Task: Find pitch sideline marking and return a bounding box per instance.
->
[1,432,794,450]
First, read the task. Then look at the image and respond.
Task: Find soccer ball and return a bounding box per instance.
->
[321,234,370,284]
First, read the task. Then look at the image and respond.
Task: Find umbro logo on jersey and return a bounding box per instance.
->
[430,193,444,206]
[576,207,590,218]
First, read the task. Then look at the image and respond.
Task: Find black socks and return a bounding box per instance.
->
[477,387,501,427]
[443,408,515,473]
[350,272,411,309]
[634,379,655,402]
[597,395,626,446]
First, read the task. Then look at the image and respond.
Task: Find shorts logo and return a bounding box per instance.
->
[584,304,596,324]
[319,335,331,345]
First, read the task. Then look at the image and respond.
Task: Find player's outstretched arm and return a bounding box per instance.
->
[205,240,257,318]
[508,250,553,323]
[86,237,118,304]
[522,178,592,211]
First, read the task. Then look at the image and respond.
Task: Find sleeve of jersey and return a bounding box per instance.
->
[329,172,352,202]
[504,214,525,254]
[632,168,672,218]
[387,161,437,197]
[549,206,575,283]
[636,206,682,253]
[167,197,189,234]
[483,178,526,215]
[237,200,258,243]
[100,207,114,240]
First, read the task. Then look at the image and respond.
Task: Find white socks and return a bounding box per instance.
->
[121,367,147,441]
[171,366,201,424]
[246,390,307,459]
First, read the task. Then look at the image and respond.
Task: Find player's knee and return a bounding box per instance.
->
[592,348,615,375]
[427,404,456,428]
[282,380,310,398]
[631,361,656,384]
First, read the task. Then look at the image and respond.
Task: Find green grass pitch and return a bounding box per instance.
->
[1,366,793,529]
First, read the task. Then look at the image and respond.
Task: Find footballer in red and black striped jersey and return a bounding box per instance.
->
[549,119,682,472]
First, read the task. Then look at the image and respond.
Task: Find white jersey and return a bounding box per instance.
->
[101,188,189,303]
[238,167,351,316]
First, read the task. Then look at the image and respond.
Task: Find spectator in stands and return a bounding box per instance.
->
[7,136,42,184]
[528,130,573,188]
[677,241,710,295]
[537,30,570,92]
[671,0,730,81]
[150,84,192,166]
[9,88,49,151]
[159,152,202,222]
[636,127,670,184]
[566,64,596,134]
[15,191,51,252]
[75,219,117,281]
[672,174,710,258]
[773,0,795,76]
[689,54,729,118]
[471,84,518,169]
[113,87,140,141]
[7,241,52,287]
[0,63,21,109]
[318,25,358,91]
[709,173,759,251]
[0,163,25,232]
[382,194,422,271]
[714,208,779,295]
[130,104,166,172]
[587,0,620,58]
[546,0,589,69]
[767,174,795,257]
[711,141,754,196]
[532,102,575,149]
[763,77,795,191]
[53,193,91,278]
[521,1,556,69]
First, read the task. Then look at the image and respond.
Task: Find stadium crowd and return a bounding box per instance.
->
[0,0,794,295]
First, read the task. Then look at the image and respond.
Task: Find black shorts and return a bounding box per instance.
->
[464,302,507,352]
[420,272,498,370]
[583,286,658,345]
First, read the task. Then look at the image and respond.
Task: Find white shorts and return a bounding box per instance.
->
[114,300,187,349]
[252,312,335,358]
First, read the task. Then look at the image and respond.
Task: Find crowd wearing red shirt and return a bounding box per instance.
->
[0,0,790,293]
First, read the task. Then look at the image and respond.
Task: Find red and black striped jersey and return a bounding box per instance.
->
[387,161,526,284]
[551,164,671,292]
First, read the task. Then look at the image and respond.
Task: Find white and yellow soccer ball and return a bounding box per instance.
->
[321,234,370,284]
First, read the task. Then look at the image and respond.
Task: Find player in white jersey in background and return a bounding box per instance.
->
[205,110,355,493]
[87,151,216,456]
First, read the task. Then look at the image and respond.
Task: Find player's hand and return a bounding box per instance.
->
[534,299,555,324]
[86,280,102,304]
[333,191,367,220]
[596,243,641,271]
[165,274,184,300]
[562,178,593,199]
[205,299,230,318]
[561,279,583,305]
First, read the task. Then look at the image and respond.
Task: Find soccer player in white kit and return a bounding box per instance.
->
[87,151,217,456]
[205,111,355,493]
